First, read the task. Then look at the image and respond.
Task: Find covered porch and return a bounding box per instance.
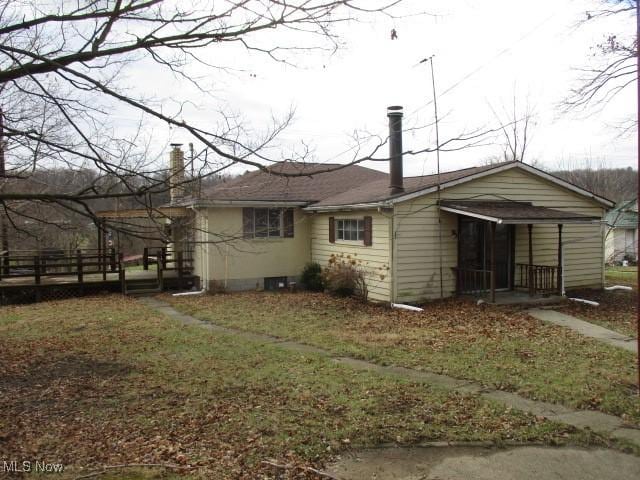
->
[442,200,601,303]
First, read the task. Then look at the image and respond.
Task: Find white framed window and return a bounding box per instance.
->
[336,219,364,241]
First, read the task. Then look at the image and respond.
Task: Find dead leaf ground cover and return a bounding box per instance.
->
[0,295,603,479]
[164,292,640,426]
[559,288,637,338]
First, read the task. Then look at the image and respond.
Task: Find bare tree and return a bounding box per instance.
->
[0,0,412,241]
[0,0,511,250]
[486,91,536,164]
[563,0,636,125]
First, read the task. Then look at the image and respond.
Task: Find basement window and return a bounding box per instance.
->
[264,276,288,291]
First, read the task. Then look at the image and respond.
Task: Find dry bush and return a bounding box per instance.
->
[323,253,368,301]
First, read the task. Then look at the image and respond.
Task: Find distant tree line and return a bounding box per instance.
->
[550,164,637,204]
[2,168,227,254]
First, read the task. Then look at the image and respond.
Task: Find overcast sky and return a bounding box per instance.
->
[128,0,637,176]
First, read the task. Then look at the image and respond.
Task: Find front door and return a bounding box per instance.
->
[458,218,514,292]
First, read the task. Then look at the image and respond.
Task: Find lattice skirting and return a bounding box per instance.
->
[0,283,123,305]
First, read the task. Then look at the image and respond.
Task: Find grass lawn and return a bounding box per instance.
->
[164,292,640,426]
[0,296,605,479]
[560,288,637,338]
[606,266,637,286]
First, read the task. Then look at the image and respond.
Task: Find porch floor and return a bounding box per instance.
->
[464,290,567,306]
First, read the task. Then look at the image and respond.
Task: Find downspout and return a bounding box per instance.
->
[601,218,606,289]
[385,206,397,304]
[392,209,398,304]
[377,205,396,304]
[557,220,607,293]
[561,239,565,296]
[191,206,209,292]
[224,243,229,289]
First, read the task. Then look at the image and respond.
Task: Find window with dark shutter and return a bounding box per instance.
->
[329,216,335,243]
[363,216,373,246]
[283,208,294,238]
[242,208,254,239]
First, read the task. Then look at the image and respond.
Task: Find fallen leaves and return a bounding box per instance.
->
[165,291,640,425]
[560,288,637,338]
[0,293,632,479]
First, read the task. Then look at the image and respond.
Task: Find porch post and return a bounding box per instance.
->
[490,221,496,303]
[557,224,563,295]
[101,219,107,280]
[97,220,102,264]
[528,223,534,297]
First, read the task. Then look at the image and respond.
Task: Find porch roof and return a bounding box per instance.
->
[439,200,600,225]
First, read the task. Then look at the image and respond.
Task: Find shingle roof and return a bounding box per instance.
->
[310,162,516,207]
[194,160,609,210]
[200,162,388,203]
[440,200,599,224]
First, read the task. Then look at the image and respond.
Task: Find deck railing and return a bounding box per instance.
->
[515,263,559,295]
[0,248,122,284]
[0,247,193,290]
[0,247,196,304]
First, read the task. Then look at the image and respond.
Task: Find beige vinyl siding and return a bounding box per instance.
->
[393,167,605,303]
[192,208,208,281]
[197,207,311,289]
[311,211,392,302]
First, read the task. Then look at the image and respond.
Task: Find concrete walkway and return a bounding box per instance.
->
[140,297,640,447]
[327,445,640,480]
[528,309,638,353]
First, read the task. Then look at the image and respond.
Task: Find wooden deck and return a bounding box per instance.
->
[0,248,198,304]
[0,268,169,287]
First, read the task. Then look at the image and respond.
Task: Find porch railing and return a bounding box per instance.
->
[453,267,492,297]
[515,263,559,295]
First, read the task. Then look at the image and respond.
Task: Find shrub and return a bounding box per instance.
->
[300,262,324,291]
[323,254,368,300]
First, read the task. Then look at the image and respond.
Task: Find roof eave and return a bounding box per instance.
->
[185,199,309,208]
[304,202,391,212]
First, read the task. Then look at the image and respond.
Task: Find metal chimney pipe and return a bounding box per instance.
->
[169,143,185,204]
[388,106,404,195]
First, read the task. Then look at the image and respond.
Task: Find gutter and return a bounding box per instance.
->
[304,201,391,213]
[184,200,309,208]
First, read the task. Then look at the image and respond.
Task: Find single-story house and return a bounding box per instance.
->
[177,106,613,303]
[605,199,638,264]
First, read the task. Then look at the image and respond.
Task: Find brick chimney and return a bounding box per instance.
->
[169,143,185,204]
[387,106,404,195]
